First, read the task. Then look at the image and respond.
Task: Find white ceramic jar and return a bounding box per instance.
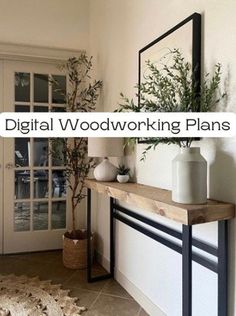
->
[94,158,117,181]
[172,147,207,204]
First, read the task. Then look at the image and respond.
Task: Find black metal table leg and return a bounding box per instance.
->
[218,220,228,316]
[110,197,115,278]
[87,188,113,283]
[87,188,92,282]
[182,225,192,316]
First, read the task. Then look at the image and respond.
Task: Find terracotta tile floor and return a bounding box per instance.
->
[0,251,149,316]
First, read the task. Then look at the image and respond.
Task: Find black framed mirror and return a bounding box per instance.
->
[138,12,201,143]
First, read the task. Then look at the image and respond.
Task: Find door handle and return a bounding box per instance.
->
[5,162,14,169]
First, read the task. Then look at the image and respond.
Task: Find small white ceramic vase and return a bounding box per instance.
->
[117,174,129,183]
[172,147,207,204]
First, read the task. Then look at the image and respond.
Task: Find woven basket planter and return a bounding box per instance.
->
[63,230,94,270]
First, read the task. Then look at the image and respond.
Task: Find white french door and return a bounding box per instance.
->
[2,60,71,254]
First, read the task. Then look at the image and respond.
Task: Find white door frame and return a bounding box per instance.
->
[0,42,83,63]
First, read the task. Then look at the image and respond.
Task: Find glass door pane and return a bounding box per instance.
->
[15,138,30,167]
[33,202,49,230]
[15,72,30,102]
[34,74,49,103]
[14,202,31,232]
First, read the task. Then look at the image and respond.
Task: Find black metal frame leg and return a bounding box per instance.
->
[110,197,115,278]
[218,220,228,316]
[87,188,92,282]
[87,188,114,283]
[182,225,192,316]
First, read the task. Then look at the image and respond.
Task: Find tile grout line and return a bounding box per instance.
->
[87,291,101,311]
[100,292,139,301]
[87,289,102,310]
[87,278,109,310]
[67,285,100,295]
[61,269,78,285]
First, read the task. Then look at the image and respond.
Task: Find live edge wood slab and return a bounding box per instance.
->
[85,179,235,225]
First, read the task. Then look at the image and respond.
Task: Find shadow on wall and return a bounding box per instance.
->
[209,143,236,202]
[94,233,104,260]
[209,141,236,316]
[124,142,137,183]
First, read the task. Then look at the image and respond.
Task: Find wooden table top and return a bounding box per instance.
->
[85,179,235,225]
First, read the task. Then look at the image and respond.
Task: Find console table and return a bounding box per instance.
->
[85,179,235,316]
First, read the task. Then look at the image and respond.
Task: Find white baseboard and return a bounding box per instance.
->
[95,251,166,316]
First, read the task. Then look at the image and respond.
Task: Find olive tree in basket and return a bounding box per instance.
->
[51,54,102,269]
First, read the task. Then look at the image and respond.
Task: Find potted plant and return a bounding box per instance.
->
[51,54,102,269]
[117,165,130,183]
[116,49,224,204]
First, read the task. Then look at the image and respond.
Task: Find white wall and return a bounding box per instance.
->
[0,0,89,50]
[88,1,236,315]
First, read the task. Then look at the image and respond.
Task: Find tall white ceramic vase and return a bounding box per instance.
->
[172,147,207,204]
